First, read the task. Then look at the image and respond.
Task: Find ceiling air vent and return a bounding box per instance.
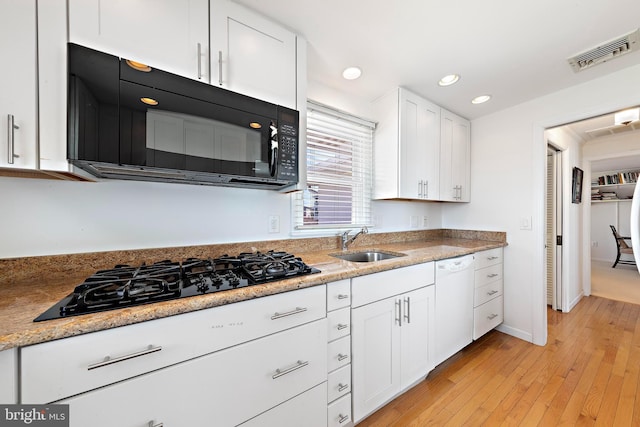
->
[568,29,640,72]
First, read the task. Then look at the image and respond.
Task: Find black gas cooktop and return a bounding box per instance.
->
[35,251,320,322]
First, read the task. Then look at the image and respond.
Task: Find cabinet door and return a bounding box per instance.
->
[400,286,435,388]
[211,0,297,108]
[352,297,401,423]
[68,0,209,82]
[0,0,37,169]
[440,109,470,202]
[399,89,441,200]
[0,349,17,403]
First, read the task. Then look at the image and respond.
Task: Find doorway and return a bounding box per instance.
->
[546,145,562,311]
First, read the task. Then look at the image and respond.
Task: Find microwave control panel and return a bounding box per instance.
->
[277,109,299,182]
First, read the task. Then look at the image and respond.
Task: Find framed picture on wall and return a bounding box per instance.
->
[572,167,584,204]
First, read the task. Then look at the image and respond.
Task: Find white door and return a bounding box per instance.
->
[630,179,640,272]
[68,0,209,82]
[211,0,297,108]
[399,89,440,200]
[0,0,37,169]
[352,296,401,423]
[400,286,435,388]
[546,146,563,310]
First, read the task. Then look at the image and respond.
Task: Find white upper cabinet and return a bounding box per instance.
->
[440,109,471,202]
[373,88,441,200]
[68,0,210,82]
[210,0,297,108]
[0,0,38,169]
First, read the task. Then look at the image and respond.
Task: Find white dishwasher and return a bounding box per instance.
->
[434,254,475,366]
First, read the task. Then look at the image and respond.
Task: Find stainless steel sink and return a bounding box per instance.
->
[330,251,405,263]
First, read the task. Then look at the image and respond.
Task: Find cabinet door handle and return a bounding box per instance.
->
[418,180,423,198]
[197,42,202,79]
[487,290,499,296]
[7,114,19,164]
[487,273,499,278]
[337,353,349,361]
[271,306,307,320]
[404,296,411,323]
[87,345,162,370]
[395,299,402,326]
[337,323,349,330]
[487,313,499,320]
[337,294,349,300]
[148,421,163,427]
[424,180,429,198]
[338,383,349,392]
[339,414,350,424]
[272,360,308,379]
[218,50,223,85]
[487,256,499,260]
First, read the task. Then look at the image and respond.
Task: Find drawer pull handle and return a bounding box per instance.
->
[338,353,349,362]
[271,307,307,320]
[487,256,499,260]
[88,345,162,370]
[487,273,499,278]
[339,414,350,424]
[337,323,349,330]
[148,421,163,427]
[272,360,308,379]
[487,290,499,296]
[338,383,350,392]
[487,313,499,320]
[337,294,349,300]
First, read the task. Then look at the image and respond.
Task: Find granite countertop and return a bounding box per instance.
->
[0,229,506,351]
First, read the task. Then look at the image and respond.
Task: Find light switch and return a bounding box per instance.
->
[520,216,532,230]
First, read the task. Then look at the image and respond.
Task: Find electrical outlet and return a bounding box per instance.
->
[410,215,419,228]
[422,216,429,228]
[268,215,280,233]
[592,241,598,247]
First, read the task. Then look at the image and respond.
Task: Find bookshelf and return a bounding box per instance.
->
[591,169,639,203]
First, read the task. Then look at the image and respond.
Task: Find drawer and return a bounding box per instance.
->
[327,279,351,311]
[328,335,351,372]
[473,296,504,340]
[351,262,434,308]
[239,382,327,427]
[328,307,351,342]
[328,364,351,403]
[59,319,328,427]
[22,284,326,403]
[474,248,503,270]
[474,263,503,288]
[328,393,353,427]
[474,279,503,307]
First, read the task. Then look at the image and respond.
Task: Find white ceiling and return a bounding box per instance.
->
[235,0,640,120]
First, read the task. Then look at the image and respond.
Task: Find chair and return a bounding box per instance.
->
[609,225,636,268]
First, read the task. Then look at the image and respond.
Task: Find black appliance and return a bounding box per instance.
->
[67,43,300,190]
[35,251,320,321]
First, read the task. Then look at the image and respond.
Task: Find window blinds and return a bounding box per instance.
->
[294,101,375,229]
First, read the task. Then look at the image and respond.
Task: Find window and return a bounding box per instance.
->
[294,101,375,230]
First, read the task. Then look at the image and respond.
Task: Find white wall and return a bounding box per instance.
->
[0,81,443,259]
[442,63,640,346]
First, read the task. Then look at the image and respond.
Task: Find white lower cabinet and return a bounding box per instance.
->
[59,319,327,427]
[473,248,504,339]
[0,348,17,403]
[351,263,435,423]
[326,280,353,427]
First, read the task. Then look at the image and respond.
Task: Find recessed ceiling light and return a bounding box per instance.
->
[140,97,159,106]
[471,95,492,104]
[342,67,362,80]
[438,74,460,86]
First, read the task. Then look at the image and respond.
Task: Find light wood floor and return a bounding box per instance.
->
[591,260,640,305]
[357,296,640,426]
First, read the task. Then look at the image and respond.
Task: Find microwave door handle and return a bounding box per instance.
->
[269,122,278,177]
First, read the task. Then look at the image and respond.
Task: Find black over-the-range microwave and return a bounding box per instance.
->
[67,43,299,190]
